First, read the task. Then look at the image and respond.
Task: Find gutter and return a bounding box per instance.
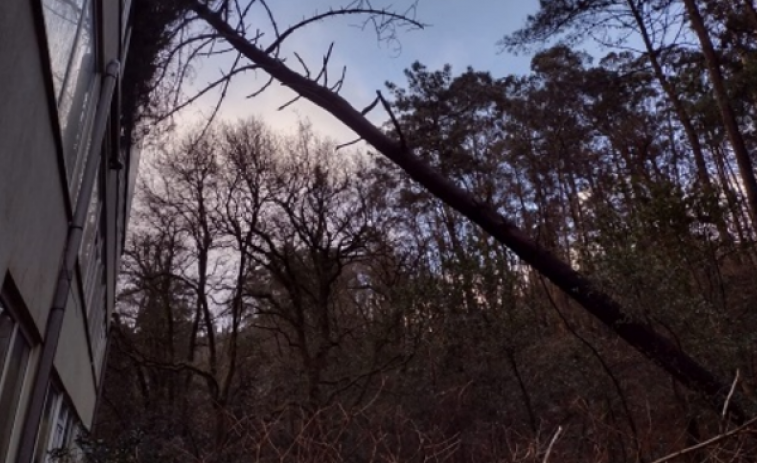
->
[15,60,121,463]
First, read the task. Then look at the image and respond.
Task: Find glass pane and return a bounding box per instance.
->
[41,0,85,98]
[80,196,101,312]
[69,83,99,202]
[0,330,31,460]
[96,316,109,374]
[86,271,101,323]
[33,387,59,463]
[0,304,13,376]
[67,423,81,452]
[51,403,71,454]
[82,240,98,312]
[58,0,96,181]
[88,281,104,341]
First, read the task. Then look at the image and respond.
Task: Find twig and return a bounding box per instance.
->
[246,75,274,98]
[651,415,757,463]
[293,51,310,77]
[330,66,347,93]
[263,7,425,54]
[277,94,302,111]
[198,51,243,139]
[360,96,380,115]
[158,64,259,122]
[376,90,406,148]
[314,42,335,85]
[722,369,740,420]
[336,137,363,150]
[259,0,279,44]
[542,426,562,463]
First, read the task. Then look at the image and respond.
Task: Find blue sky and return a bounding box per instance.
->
[187,1,545,141]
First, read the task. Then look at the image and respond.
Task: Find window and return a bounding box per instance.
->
[41,0,99,196]
[33,386,56,463]
[82,206,104,317]
[50,399,72,456]
[32,385,79,463]
[80,170,108,361]
[92,292,109,375]
[0,299,32,461]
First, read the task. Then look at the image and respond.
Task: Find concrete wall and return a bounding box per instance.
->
[0,0,70,337]
[55,288,98,426]
[0,0,123,456]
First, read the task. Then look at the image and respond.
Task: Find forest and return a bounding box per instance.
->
[86,0,757,462]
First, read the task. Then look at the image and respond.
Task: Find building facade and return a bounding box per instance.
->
[0,0,135,461]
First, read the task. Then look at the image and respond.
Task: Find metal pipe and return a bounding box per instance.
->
[15,59,121,463]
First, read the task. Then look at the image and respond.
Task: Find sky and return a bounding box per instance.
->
[183,0,544,143]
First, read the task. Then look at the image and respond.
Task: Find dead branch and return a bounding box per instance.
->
[264,6,424,54]
[542,426,562,463]
[723,369,741,420]
[651,415,757,463]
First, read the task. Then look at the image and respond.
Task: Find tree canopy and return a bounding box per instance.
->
[84,1,757,462]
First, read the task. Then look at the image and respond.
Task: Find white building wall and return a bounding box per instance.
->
[0,0,132,460]
[0,0,70,336]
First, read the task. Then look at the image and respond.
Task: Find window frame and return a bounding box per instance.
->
[40,0,102,200]
[32,383,81,463]
[0,295,34,462]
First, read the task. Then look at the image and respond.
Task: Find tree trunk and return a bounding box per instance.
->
[711,139,749,244]
[627,0,734,243]
[626,0,712,192]
[682,0,757,233]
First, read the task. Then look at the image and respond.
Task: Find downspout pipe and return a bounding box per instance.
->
[16,59,121,463]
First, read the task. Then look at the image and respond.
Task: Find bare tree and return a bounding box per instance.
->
[109,118,414,461]
[131,0,752,420]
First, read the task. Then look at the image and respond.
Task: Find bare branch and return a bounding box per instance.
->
[722,369,741,420]
[329,65,347,93]
[360,96,380,115]
[259,0,280,50]
[542,426,562,463]
[651,415,757,463]
[335,137,363,150]
[376,90,406,148]
[196,52,244,140]
[246,75,275,98]
[293,51,311,78]
[264,7,424,54]
[277,94,303,111]
[159,63,259,122]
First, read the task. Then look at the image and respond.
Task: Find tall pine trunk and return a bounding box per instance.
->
[682,0,757,234]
